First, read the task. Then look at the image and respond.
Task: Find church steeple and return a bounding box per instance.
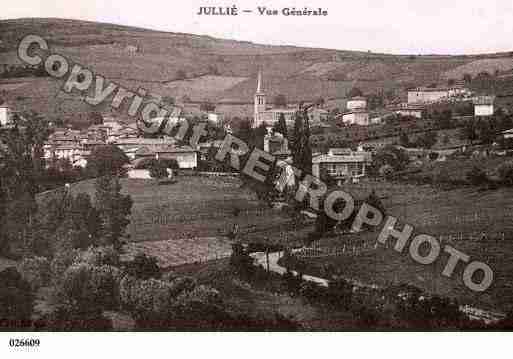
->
[254,68,266,127]
[256,69,263,94]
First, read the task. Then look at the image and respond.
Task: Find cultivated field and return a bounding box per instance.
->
[289,180,513,313]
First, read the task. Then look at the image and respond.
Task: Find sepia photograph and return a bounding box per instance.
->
[1,1,513,354]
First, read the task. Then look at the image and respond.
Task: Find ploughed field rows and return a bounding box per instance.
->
[122,237,233,268]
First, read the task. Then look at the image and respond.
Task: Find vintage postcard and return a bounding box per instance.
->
[0,0,512,355]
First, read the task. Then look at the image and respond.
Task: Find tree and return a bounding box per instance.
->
[95,175,133,249]
[291,104,312,175]
[372,145,410,172]
[498,161,513,186]
[0,111,50,256]
[463,73,472,84]
[148,159,169,181]
[200,101,216,113]
[347,87,363,98]
[460,120,478,145]
[399,132,410,147]
[0,267,34,329]
[86,145,129,177]
[273,113,288,137]
[466,165,488,186]
[124,253,161,280]
[476,120,496,144]
[273,94,287,108]
[435,110,453,129]
[89,112,103,125]
[416,131,438,149]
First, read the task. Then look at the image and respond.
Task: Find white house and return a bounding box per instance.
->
[340,109,370,126]
[133,145,198,169]
[390,103,425,119]
[0,105,14,127]
[312,148,372,184]
[473,96,495,117]
[346,96,367,111]
[407,86,467,104]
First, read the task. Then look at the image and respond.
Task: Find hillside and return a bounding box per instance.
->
[2,18,513,124]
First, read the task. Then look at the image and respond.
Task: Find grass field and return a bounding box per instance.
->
[285,180,513,313]
[39,176,306,265]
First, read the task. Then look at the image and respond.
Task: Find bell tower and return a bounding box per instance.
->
[253,69,266,128]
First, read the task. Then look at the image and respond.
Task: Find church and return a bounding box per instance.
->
[252,70,328,128]
[252,70,296,128]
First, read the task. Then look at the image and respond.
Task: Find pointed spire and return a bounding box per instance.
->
[256,68,263,93]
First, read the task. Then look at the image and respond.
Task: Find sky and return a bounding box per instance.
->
[2,0,513,55]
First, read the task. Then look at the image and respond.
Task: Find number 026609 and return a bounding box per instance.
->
[9,338,40,348]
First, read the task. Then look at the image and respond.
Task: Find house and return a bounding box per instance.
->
[207,112,223,124]
[346,96,367,111]
[473,96,495,117]
[312,148,372,184]
[0,105,14,127]
[133,145,198,169]
[114,138,178,159]
[501,128,513,140]
[407,86,467,104]
[307,107,329,126]
[338,108,370,126]
[264,131,290,160]
[390,103,425,119]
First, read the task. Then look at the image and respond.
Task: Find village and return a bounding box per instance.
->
[2,17,513,333]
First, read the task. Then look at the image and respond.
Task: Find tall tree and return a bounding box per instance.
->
[94,175,133,250]
[273,113,288,137]
[0,111,50,256]
[291,104,312,175]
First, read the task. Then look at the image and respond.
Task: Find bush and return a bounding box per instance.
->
[379,164,394,178]
[37,304,112,331]
[466,165,488,186]
[299,281,325,303]
[124,253,161,280]
[19,256,51,290]
[498,161,513,186]
[74,246,120,267]
[0,268,34,329]
[50,248,80,282]
[327,277,353,309]
[172,285,227,329]
[229,243,255,278]
[59,263,121,310]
